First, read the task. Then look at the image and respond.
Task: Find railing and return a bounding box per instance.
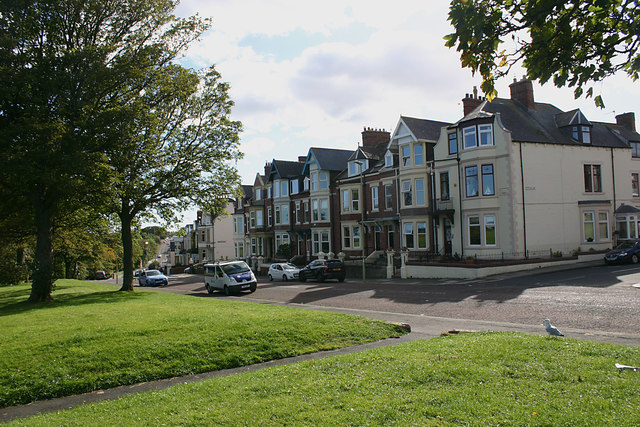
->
[407,248,576,265]
[435,199,454,212]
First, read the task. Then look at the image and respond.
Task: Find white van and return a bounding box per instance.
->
[204,261,257,295]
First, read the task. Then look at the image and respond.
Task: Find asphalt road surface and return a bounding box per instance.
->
[113,262,640,345]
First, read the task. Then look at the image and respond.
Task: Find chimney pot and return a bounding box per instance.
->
[361,127,390,148]
[509,78,535,110]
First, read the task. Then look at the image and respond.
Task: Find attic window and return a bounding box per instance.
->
[571,125,592,144]
[385,152,393,167]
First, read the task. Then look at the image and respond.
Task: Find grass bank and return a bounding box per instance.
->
[10,332,640,426]
[0,280,406,407]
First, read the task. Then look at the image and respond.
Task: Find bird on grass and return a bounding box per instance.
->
[544,319,564,337]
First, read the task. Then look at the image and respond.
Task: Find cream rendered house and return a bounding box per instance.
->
[387,116,450,253]
[433,79,640,259]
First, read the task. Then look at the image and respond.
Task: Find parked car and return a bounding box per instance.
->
[95,271,109,280]
[134,269,142,278]
[299,259,346,282]
[204,261,257,295]
[604,240,640,264]
[268,263,300,281]
[138,269,168,287]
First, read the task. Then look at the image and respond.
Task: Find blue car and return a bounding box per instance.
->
[604,240,640,265]
[138,269,168,286]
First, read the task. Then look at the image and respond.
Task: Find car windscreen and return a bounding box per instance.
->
[614,241,636,250]
[221,262,250,274]
[283,264,298,270]
[146,270,162,276]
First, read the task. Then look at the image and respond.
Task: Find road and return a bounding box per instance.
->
[115,262,640,346]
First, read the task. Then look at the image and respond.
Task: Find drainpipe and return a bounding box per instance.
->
[519,143,528,256]
[611,147,617,210]
[457,156,463,258]
[611,148,617,243]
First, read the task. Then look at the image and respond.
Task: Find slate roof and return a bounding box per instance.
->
[268,159,304,181]
[401,116,451,141]
[458,98,638,149]
[303,147,354,174]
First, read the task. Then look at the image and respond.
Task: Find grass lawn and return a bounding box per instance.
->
[9,332,640,426]
[0,280,407,407]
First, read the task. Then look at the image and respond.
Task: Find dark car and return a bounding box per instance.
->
[604,240,640,264]
[95,271,109,280]
[299,259,345,282]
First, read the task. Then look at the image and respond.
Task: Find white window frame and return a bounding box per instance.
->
[385,184,393,210]
[415,179,425,206]
[351,188,359,212]
[583,211,595,243]
[256,210,263,227]
[478,124,493,146]
[342,189,350,213]
[385,152,393,167]
[401,180,412,207]
[371,186,379,210]
[463,126,477,149]
[414,144,424,166]
[319,172,329,189]
[401,145,411,167]
[291,180,299,195]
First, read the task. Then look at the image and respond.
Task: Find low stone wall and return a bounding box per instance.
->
[403,253,605,280]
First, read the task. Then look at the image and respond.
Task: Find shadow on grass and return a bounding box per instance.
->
[0,285,151,317]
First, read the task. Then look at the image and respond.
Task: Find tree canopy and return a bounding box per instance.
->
[445,0,640,106]
[106,64,242,290]
[0,0,232,301]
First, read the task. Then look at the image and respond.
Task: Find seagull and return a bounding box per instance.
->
[544,319,564,336]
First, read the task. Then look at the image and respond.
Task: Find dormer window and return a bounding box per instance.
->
[303,176,310,191]
[348,160,368,177]
[255,188,261,200]
[384,152,393,167]
[571,125,592,144]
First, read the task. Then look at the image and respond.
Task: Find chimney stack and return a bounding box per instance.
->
[298,155,307,163]
[264,162,271,177]
[361,127,390,148]
[616,112,636,132]
[462,86,485,116]
[509,77,535,110]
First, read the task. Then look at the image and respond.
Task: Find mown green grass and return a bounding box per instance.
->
[10,332,640,426]
[0,280,406,407]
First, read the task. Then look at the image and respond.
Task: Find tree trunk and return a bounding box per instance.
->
[119,209,135,291]
[29,199,55,302]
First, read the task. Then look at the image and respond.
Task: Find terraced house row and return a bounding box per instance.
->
[231,79,640,271]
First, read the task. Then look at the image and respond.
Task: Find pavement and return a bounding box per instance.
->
[3,258,639,423]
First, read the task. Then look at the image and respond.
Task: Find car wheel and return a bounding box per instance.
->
[338,277,345,282]
[316,271,325,282]
[283,275,288,282]
[268,274,273,281]
[224,285,231,296]
[632,254,639,264]
[206,284,213,295]
[249,283,257,293]
[299,274,307,282]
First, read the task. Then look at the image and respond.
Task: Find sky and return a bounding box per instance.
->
[170,0,640,227]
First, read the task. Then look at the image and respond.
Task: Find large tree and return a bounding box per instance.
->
[445,0,640,106]
[0,0,208,301]
[105,64,242,291]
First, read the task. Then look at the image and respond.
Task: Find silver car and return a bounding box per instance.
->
[268,263,300,281]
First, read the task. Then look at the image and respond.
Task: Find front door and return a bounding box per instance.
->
[444,218,453,256]
[374,225,381,250]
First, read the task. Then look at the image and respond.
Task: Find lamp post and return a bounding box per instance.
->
[144,241,149,268]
